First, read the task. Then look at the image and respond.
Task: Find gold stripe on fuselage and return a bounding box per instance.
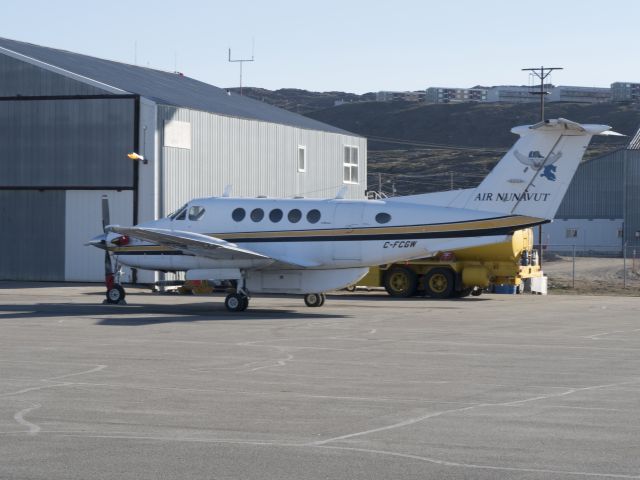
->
[110,215,542,254]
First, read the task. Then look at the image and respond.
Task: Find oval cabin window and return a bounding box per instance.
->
[232,208,246,222]
[375,212,391,224]
[269,209,283,223]
[306,209,321,224]
[250,208,265,222]
[288,209,302,223]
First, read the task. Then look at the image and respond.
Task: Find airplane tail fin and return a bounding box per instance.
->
[450,118,621,219]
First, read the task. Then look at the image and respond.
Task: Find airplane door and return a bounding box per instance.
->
[332,203,364,261]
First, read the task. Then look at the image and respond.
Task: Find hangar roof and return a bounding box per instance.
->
[0,37,354,136]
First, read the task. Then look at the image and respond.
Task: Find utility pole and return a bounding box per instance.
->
[228,40,255,96]
[450,171,454,190]
[522,66,563,121]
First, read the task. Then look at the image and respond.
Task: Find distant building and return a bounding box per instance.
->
[547,86,611,103]
[486,85,551,103]
[425,87,487,104]
[611,82,640,102]
[376,91,425,102]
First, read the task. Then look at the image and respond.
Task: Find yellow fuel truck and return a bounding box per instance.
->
[353,228,542,298]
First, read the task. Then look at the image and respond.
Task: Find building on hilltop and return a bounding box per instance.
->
[611,82,640,102]
[486,85,549,103]
[547,86,611,103]
[425,87,487,104]
[0,37,366,282]
[375,91,425,102]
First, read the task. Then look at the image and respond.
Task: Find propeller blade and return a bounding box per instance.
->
[101,195,110,232]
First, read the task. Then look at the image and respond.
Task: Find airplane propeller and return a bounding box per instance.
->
[100,195,115,290]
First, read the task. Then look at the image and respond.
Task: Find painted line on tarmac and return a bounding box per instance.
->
[14,404,41,435]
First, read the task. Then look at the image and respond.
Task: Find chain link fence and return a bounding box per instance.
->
[539,244,640,295]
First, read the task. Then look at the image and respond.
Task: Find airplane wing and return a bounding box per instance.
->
[107,226,318,268]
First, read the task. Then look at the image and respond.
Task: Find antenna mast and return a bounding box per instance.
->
[228,40,255,96]
[522,66,563,122]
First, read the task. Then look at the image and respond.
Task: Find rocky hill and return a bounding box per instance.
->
[231,88,637,195]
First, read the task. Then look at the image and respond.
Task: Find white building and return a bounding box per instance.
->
[425,87,487,104]
[486,85,543,103]
[547,86,611,103]
[0,37,367,282]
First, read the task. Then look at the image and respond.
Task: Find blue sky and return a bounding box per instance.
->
[3,0,638,93]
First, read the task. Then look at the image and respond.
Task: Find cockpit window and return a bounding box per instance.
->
[175,209,187,220]
[188,206,205,221]
[168,204,188,220]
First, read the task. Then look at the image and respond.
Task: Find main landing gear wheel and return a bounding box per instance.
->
[424,268,454,299]
[225,293,249,312]
[304,293,326,307]
[106,284,126,304]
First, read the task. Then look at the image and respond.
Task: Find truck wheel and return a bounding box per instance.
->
[384,266,418,298]
[424,268,454,299]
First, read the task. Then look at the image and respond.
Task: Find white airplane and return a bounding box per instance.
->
[89,118,620,311]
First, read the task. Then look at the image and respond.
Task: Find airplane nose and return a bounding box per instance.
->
[86,233,108,249]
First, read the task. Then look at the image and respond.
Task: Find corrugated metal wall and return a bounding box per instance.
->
[0,98,135,187]
[624,150,640,246]
[0,190,65,280]
[555,149,625,219]
[0,53,107,96]
[65,190,133,282]
[157,106,367,214]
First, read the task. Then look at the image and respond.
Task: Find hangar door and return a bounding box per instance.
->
[0,190,66,281]
[65,190,133,282]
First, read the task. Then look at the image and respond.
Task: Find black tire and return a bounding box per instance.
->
[452,288,473,298]
[424,268,455,299]
[304,293,323,307]
[318,293,326,306]
[106,284,125,304]
[225,293,248,312]
[471,288,483,297]
[383,266,418,298]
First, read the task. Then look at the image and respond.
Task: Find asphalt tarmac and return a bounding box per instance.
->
[1,283,639,479]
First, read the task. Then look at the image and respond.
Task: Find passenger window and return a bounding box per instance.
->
[250,208,264,222]
[269,208,283,223]
[232,208,245,222]
[188,206,205,221]
[375,212,391,224]
[288,209,302,223]
[307,209,321,224]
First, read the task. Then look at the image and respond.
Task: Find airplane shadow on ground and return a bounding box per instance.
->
[0,301,350,325]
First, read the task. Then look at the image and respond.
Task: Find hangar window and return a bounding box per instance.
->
[298,146,306,172]
[250,208,264,222]
[288,209,302,223]
[232,208,246,222]
[269,208,283,223]
[375,212,391,224]
[343,146,359,184]
[566,228,578,238]
[188,206,205,221]
[306,209,321,224]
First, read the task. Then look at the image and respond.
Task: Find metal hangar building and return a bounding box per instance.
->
[539,133,640,255]
[0,37,367,283]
